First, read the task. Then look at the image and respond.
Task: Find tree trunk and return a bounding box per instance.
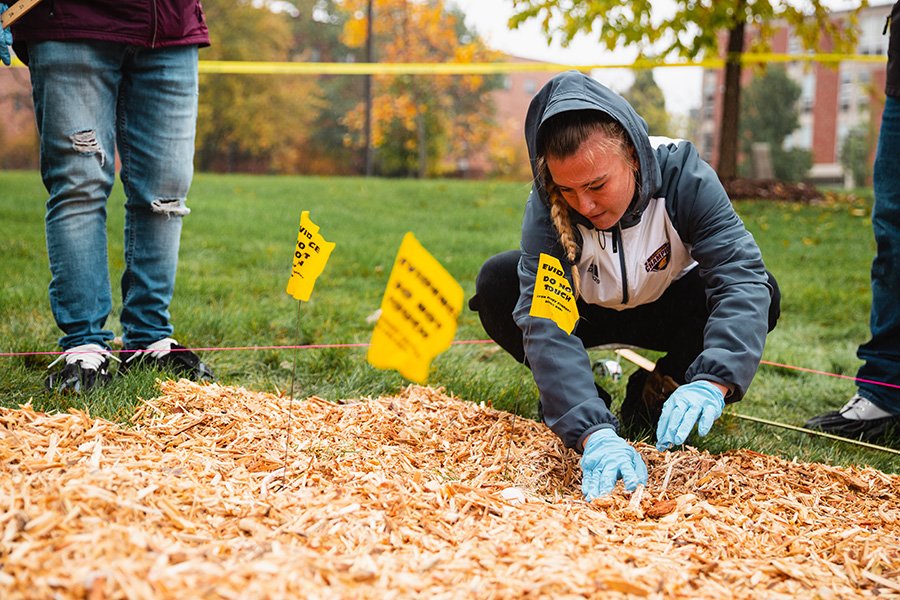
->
[363,0,375,176]
[417,110,427,178]
[717,18,746,181]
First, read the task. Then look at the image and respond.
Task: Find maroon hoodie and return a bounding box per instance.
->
[11,0,209,63]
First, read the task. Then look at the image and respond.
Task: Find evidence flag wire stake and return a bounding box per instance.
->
[279,302,302,492]
[505,322,534,479]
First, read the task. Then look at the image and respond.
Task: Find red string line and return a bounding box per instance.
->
[2,341,898,390]
[758,359,900,390]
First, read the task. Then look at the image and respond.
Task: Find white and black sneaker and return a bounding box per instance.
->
[45,343,118,393]
[120,337,214,381]
[805,394,900,442]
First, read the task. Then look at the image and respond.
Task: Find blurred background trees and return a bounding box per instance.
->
[739,66,812,182]
[195,0,502,177]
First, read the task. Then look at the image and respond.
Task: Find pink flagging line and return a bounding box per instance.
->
[0,339,494,358]
[758,359,900,390]
[2,340,897,390]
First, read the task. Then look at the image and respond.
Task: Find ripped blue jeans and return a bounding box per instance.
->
[856,95,900,412]
[28,41,199,350]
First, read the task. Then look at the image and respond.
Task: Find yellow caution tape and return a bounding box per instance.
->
[5,53,886,73]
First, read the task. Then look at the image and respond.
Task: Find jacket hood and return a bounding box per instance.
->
[525,70,662,228]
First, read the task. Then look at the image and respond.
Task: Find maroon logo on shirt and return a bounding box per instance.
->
[645,242,671,272]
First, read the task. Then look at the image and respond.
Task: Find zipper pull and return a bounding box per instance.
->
[612,229,619,253]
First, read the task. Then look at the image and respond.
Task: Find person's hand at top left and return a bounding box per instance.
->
[0,4,13,67]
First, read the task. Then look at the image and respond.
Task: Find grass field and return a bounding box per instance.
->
[1,170,897,474]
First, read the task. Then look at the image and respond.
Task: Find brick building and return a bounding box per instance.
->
[697,1,893,183]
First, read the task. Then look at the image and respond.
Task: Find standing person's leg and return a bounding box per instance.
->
[29,41,122,391]
[859,2,900,414]
[806,97,900,440]
[805,2,900,441]
[857,95,900,409]
[116,45,212,379]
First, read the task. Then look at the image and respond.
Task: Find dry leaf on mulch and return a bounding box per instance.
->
[1,381,898,599]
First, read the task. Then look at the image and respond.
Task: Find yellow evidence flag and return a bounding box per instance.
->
[529,253,579,334]
[285,211,336,302]
[367,232,464,384]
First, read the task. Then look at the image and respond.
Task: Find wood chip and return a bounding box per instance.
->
[1,381,898,598]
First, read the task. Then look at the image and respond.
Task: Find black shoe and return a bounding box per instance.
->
[45,343,116,393]
[121,337,214,381]
[594,382,613,410]
[805,394,900,442]
[619,368,680,439]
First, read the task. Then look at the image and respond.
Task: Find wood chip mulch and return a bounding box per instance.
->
[1,381,898,599]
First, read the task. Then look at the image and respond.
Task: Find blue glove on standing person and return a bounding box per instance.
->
[656,380,725,451]
[0,3,12,66]
[581,428,648,500]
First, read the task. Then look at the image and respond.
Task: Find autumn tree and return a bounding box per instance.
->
[508,0,865,180]
[195,0,324,173]
[339,0,503,177]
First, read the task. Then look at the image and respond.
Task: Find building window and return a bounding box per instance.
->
[785,124,813,150]
[703,133,714,159]
[801,73,815,113]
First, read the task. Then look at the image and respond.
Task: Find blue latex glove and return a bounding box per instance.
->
[655,380,725,451]
[0,3,12,67]
[580,428,648,500]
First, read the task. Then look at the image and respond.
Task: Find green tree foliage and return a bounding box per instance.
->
[840,126,873,187]
[740,66,811,182]
[508,0,865,180]
[741,67,801,149]
[622,70,671,137]
[196,0,325,173]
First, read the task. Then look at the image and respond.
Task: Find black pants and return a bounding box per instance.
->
[468,250,781,385]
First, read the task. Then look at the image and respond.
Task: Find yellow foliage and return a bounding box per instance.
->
[343,17,369,48]
[335,0,504,174]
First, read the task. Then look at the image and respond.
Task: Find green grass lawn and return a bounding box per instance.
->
[1,170,897,473]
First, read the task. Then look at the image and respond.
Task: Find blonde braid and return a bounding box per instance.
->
[542,172,581,299]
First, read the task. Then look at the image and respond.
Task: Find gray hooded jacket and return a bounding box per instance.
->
[515,71,772,450]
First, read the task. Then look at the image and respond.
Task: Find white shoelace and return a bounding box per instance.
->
[839,394,894,420]
[126,337,178,363]
[47,343,118,370]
